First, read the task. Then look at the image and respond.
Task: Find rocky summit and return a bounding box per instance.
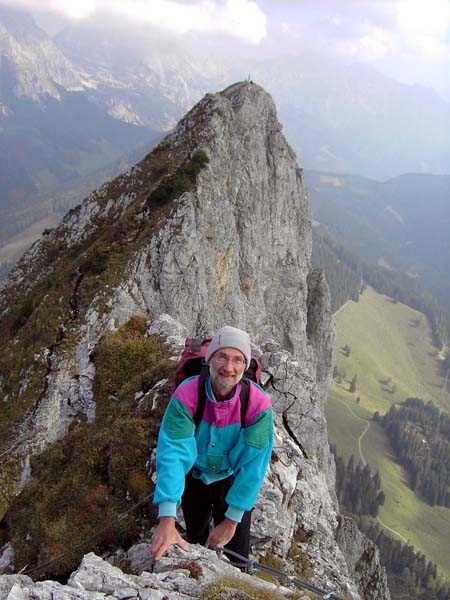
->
[0,82,390,599]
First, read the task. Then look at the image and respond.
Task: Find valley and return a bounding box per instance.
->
[326,286,450,579]
[0,215,60,277]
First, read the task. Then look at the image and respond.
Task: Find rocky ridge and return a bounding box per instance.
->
[0,82,389,599]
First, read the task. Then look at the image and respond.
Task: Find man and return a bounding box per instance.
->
[151,325,273,562]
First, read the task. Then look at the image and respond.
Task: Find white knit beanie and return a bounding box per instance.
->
[205,325,251,369]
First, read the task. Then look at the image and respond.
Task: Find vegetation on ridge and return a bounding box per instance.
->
[3,317,174,579]
[0,142,210,513]
[200,574,309,600]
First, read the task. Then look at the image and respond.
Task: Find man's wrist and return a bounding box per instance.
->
[158,501,177,518]
[224,517,238,527]
[157,516,176,533]
[225,505,244,523]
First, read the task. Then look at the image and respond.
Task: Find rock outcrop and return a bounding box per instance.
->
[0,82,390,599]
[0,547,310,600]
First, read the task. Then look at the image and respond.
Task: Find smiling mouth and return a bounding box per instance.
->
[217,373,236,385]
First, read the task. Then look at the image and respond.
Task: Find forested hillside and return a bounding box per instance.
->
[332,445,450,600]
[311,229,362,313]
[311,226,450,349]
[380,398,450,507]
[306,171,450,310]
[332,446,385,517]
[311,167,450,597]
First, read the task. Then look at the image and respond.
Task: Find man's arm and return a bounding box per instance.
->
[226,408,274,517]
[152,393,198,560]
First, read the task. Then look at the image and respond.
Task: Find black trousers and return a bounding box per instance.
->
[181,471,251,564]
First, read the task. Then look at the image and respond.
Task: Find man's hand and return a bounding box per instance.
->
[207,518,237,548]
[151,517,189,561]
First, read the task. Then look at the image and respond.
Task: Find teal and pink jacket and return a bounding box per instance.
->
[153,375,273,523]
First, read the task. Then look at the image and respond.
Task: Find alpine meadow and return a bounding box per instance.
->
[325,288,450,581]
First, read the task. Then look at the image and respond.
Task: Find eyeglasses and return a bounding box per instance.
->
[213,352,245,367]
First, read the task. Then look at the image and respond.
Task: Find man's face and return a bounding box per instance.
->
[209,347,246,399]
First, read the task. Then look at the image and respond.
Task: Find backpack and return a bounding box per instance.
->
[174,337,262,429]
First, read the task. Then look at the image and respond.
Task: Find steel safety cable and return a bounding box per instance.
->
[18,496,343,600]
[20,492,154,577]
[211,546,344,600]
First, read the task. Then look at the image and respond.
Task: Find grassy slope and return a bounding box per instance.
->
[326,286,450,579]
[0,216,60,266]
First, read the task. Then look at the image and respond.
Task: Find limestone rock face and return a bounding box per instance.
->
[0,82,389,599]
[336,516,391,600]
[107,82,312,352]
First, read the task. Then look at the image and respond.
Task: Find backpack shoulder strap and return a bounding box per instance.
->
[239,378,250,429]
[193,360,209,430]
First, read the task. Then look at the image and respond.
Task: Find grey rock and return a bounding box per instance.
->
[0,8,86,106]
[123,544,153,576]
[336,516,391,600]
[0,546,292,600]
[0,575,33,599]
[0,545,14,574]
[111,589,139,600]
[2,579,107,599]
[3,583,28,600]
[68,554,138,594]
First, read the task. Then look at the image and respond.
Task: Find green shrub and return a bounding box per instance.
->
[5,319,175,580]
[147,149,209,207]
[10,300,34,334]
[79,252,108,275]
[91,318,173,422]
[200,574,299,600]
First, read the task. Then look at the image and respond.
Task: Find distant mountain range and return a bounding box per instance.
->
[52,19,450,182]
[0,5,158,242]
[1,3,450,265]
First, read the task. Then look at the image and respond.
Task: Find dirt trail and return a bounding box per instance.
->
[338,398,408,543]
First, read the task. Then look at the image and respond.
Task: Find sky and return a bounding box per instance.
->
[2,0,450,100]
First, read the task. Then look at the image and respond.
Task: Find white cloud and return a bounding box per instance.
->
[415,35,450,58]
[2,0,97,19]
[397,0,450,37]
[396,0,450,57]
[352,31,389,60]
[49,0,96,20]
[2,0,267,43]
[112,0,266,43]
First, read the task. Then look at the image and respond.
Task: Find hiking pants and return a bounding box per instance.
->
[181,470,251,565]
